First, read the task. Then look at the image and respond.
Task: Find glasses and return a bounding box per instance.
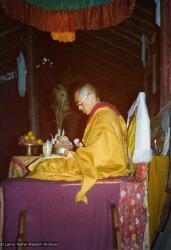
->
[76,94,90,106]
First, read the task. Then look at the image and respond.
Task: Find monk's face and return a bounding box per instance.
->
[74,91,95,115]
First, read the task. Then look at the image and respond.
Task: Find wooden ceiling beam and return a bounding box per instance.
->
[72,62,120,83]
[69,36,141,72]
[109,26,141,41]
[0,25,23,38]
[70,60,134,87]
[123,19,152,37]
[136,4,153,16]
[0,46,19,56]
[134,4,154,20]
[68,55,140,82]
[132,15,154,28]
[106,27,140,45]
[65,47,120,76]
[63,47,138,84]
[81,30,140,59]
[65,50,116,81]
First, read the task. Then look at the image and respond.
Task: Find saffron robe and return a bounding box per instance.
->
[26,104,129,203]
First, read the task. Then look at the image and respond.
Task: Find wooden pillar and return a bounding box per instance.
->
[27,27,39,136]
[160,0,171,107]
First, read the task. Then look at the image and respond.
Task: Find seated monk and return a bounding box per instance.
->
[26,82,129,203]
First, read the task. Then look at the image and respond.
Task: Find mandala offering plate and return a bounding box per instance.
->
[18,131,43,156]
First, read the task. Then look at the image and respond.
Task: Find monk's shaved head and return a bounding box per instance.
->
[74,82,100,115]
[75,83,98,99]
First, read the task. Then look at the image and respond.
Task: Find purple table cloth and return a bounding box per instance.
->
[1,178,122,250]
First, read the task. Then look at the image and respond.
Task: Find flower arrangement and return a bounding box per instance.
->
[52,84,70,130]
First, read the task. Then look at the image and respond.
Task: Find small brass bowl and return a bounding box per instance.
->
[54,146,68,157]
